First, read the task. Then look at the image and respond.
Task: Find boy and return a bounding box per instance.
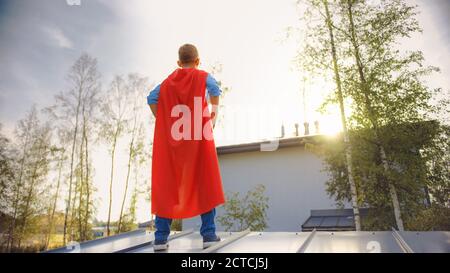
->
[147,44,225,251]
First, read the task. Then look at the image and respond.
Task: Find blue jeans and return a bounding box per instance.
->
[154,208,216,242]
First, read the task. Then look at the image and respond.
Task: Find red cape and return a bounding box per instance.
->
[151,68,225,219]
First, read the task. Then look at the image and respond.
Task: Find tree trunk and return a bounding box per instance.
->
[83,115,91,238]
[117,117,137,233]
[63,86,82,244]
[117,142,133,233]
[7,131,30,251]
[345,0,404,230]
[18,140,45,248]
[78,118,85,241]
[106,127,119,237]
[45,149,65,250]
[323,0,361,231]
[69,167,80,240]
[380,146,404,231]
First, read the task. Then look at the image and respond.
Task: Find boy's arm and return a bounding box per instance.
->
[147,84,161,118]
[206,74,222,128]
[210,96,219,129]
[149,104,157,117]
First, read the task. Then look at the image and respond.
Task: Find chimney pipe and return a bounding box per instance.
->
[314,120,320,134]
[303,122,310,135]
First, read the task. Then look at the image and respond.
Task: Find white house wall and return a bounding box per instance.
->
[183,145,341,232]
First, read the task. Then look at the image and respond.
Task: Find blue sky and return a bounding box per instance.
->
[0,0,448,221]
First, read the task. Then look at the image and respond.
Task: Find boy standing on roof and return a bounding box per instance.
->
[147,44,225,251]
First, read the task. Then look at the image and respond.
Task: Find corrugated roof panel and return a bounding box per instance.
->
[303,232,404,253]
[45,229,154,253]
[399,231,450,253]
[130,232,235,253]
[216,232,310,253]
[43,230,450,253]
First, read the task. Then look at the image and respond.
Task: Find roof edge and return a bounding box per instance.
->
[216,134,327,155]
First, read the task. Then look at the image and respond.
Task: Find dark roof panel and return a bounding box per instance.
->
[302,209,370,231]
[320,216,340,227]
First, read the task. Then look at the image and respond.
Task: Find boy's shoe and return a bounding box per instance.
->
[203,235,221,249]
[153,240,169,251]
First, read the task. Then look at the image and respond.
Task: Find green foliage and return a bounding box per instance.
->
[0,107,55,250]
[1,54,152,252]
[118,185,139,233]
[118,216,138,233]
[321,121,449,230]
[171,219,183,231]
[405,205,450,231]
[0,124,15,216]
[295,0,449,230]
[217,184,269,232]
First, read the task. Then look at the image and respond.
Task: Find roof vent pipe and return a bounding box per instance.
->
[314,120,320,134]
[304,122,310,135]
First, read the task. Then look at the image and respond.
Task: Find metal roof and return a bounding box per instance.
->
[44,229,450,253]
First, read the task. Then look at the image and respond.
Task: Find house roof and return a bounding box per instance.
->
[216,134,327,155]
[45,228,450,253]
[216,120,442,155]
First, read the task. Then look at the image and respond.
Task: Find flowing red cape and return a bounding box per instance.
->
[151,68,225,219]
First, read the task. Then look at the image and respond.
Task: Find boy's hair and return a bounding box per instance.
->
[178,44,199,64]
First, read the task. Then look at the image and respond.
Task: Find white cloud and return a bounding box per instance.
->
[42,25,73,49]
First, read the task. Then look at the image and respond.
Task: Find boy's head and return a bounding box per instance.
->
[178,44,200,68]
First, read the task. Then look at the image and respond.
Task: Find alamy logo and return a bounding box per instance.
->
[170,96,280,151]
[66,0,81,6]
[366,241,381,253]
[171,97,215,141]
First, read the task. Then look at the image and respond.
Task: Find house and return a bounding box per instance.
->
[183,133,349,232]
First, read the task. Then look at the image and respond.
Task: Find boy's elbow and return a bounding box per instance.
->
[210,95,220,105]
[149,103,158,116]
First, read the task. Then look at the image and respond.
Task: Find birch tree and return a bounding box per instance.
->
[117,74,148,233]
[7,107,53,249]
[0,124,16,250]
[99,75,130,236]
[17,123,52,248]
[296,0,446,230]
[340,0,439,231]
[44,133,67,250]
[6,106,39,250]
[73,72,99,241]
[46,54,101,243]
[0,124,13,212]
[296,0,362,230]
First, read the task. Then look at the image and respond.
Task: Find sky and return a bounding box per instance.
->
[0,0,449,222]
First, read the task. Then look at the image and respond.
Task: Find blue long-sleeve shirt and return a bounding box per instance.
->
[147,73,221,105]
